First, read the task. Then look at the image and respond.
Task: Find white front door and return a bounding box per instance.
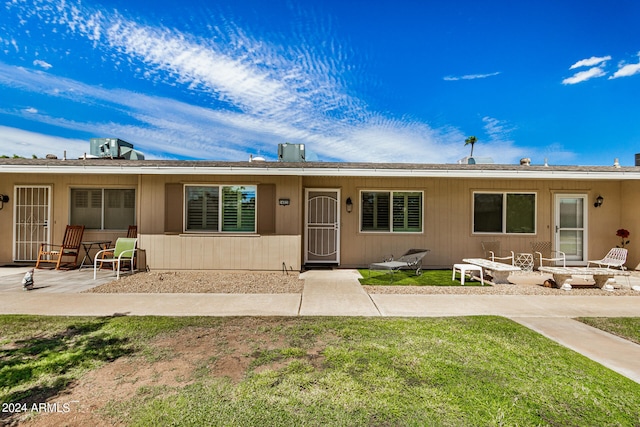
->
[555,194,588,265]
[13,185,51,261]
[305,189,340,264]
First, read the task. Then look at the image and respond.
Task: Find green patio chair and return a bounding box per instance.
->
[94,238,137,280]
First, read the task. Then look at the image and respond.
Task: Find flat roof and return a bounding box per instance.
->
[1,158,640,180]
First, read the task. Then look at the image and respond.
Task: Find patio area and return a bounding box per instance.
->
[1,265,640,294]
[0,265,124,293]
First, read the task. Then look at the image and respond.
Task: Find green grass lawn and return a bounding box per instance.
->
[359,268,484,286]
[2,315,639,426]
[577,317,640,345]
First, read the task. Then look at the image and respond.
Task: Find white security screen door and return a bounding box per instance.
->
[555,194,587,265]
[305,189,340,264]
[13,186,51,261]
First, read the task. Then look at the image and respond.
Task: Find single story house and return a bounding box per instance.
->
[1,157,638,271]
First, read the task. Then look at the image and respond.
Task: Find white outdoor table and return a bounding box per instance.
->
[538,266,630,289]
[462,258,521,284]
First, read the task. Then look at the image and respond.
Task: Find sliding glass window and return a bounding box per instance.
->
[473,192,536,234]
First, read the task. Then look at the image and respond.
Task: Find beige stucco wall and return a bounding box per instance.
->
[136,174,303,270]
[140,234,301,270]
[302,176,634,268]
[0,173,138,263]
[621,181,640,269]
[1,171,638,270]
[138,174,302,235]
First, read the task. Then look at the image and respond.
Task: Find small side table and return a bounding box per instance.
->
[514,253,534,272]
[452,264,484,286]
[79,241,112,269]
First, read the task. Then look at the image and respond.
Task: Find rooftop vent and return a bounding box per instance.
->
[457,156,494,165]
[89,138,145,160]
[249,154,266,162]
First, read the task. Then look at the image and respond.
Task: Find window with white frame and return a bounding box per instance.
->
[70,188,135,230]
[185,185,256,232]
[361,190,423,233]
[473,192,536,234]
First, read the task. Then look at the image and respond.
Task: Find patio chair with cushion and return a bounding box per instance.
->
[99,225,138,268]
[531,241,566,268]
[35,225,85,270]
[481,241,514,265]
[369,249,430,282]
[94,237,137,280]
[587,248,628,270]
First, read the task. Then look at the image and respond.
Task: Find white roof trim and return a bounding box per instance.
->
[1,163,640,180]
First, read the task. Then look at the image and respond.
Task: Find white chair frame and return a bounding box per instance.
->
[93,238,137,280]
[481,241,514,265]
[587,248,628,270]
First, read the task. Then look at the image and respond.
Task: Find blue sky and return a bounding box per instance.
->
[1,0,639,164]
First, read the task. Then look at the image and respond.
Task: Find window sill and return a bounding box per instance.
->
[178,233,260,237]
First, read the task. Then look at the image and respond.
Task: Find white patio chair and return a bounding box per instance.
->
[531,241,566,268]
[481,241,514,265]
[94,238,137,280]
[587,248,628,270]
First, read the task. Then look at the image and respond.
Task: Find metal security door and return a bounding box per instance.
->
[555,194,587,265]
[13,186,51,261]
[305,189,340,264]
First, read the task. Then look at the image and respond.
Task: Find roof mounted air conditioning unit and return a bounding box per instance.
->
[89,138,145,160]
[278,143,305,162]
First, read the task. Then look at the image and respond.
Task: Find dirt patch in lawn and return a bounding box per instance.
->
[12,318,311,427]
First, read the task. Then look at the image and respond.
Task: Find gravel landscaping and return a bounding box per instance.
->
[84,270,640,296]
[86,271,304,293]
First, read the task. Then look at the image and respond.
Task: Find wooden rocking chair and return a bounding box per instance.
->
[35,225,85,270]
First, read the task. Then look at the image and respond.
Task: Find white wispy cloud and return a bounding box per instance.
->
[562,66,606,85]
[0,125,87,158]
[569,55,611,69]
[32,59,52,69]
[563,53,640,84]
[482,116,515,140]
[0,0,538,164]
[443,72,501,81]
[609,52,640,79]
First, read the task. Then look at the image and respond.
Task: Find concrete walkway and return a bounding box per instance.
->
[299,269,379,316]
[0,267,639,383]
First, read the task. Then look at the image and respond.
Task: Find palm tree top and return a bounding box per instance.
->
[464,136,478,157]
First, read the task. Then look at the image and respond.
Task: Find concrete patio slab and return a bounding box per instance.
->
[0,267,117,293]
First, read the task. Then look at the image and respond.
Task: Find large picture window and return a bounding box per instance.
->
[70,188,135,230]
[473,192,536,234]
[185,185,256,232]
[361,191,423,233]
